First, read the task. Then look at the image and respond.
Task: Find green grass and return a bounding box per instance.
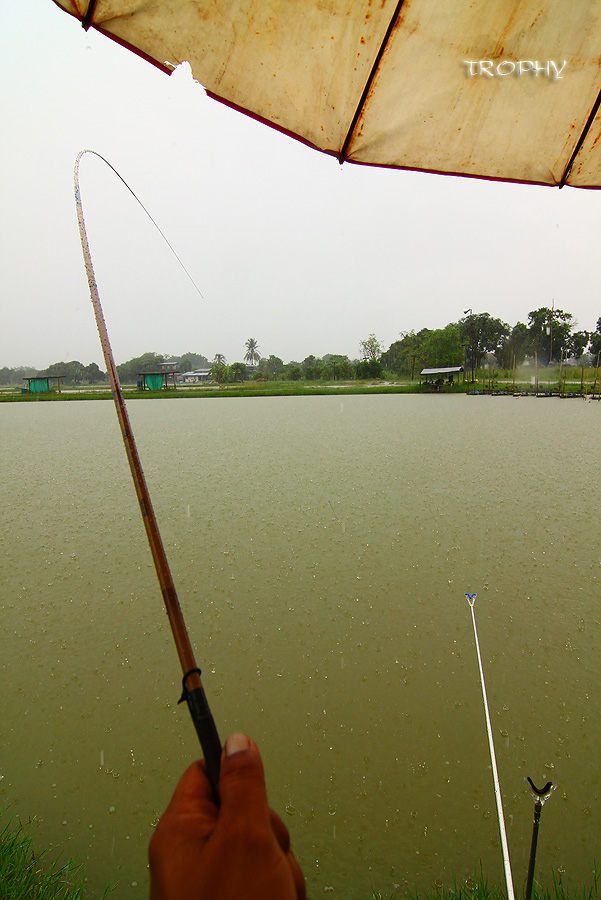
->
[367,866,601,900]
[1,810,597,900]
[0,812,113,899]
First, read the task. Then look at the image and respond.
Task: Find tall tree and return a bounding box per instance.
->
[589,318,601,361]
[41,360,88,385]
[178,352,209,371]
[420,324,464,369]
[527,306,573,364]
[230,362,248,382]
[213,353,227,366]
[258,355,284,379]
[117,352,164,384]
[382,330,427,377]
[302,355,323,380]
[568,330,590,360]
[460,313,509,379]
[359,334,382,361]
[323,354,354,380]
[355,358,384,379]
[84,362,108,384]
[244,338,260,367]
[0,366,37,385]
[499,321,531,368]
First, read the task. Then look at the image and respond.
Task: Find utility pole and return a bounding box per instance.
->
[463,309,474,382]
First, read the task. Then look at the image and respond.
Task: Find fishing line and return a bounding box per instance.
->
[74,149,221,800]
[465,592,515,900]
[76,149,204,298]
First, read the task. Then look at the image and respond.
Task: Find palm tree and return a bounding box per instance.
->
[244,338,260,367]
[213,353,226,365]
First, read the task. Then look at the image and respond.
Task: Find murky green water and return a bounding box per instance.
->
[1,395,600,898]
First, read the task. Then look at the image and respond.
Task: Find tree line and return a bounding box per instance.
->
[0,361,107,387]
[2,308,600,387]
[383,308,601,379]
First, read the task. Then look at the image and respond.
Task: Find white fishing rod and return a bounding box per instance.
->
[465,592,515,900]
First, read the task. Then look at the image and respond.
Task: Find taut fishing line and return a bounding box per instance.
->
[465,592,515,900]
[74,149,221,800]
[76,149,203,298]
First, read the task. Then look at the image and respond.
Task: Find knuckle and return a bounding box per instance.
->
[230,818,274,857]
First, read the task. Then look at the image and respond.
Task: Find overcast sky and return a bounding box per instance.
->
[3,2,601,370]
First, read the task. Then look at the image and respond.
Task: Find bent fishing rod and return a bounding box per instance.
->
[74,150,221,800]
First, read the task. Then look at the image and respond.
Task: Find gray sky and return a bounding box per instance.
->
[2,2,601,370]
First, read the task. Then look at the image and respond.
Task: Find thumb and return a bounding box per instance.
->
[217,733,272,832]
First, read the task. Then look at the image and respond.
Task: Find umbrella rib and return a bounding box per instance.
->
[81,0,97,31]
[338,0,407,164]
[559,85,601,187]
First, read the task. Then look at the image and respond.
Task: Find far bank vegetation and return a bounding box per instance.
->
[3,307,601,389]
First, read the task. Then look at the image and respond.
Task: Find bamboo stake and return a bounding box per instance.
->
[559,348,564,397]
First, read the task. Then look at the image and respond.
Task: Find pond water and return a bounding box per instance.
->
[1,395,600,898]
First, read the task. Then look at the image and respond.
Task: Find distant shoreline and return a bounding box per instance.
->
[1,380,597,402]
[0,382,419,402]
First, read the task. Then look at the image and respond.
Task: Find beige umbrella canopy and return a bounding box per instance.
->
[51,0,601,187]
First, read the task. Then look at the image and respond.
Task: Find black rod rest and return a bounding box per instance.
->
[527,777,554,798]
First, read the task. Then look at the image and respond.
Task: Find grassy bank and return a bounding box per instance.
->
[2,364,601,402]
[0,812,112,899]
[402,867,601,900]
[367,868,601,900]
[0,382,420,402]
[1,810,597,900]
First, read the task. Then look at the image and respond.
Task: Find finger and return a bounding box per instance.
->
[150,759,218,866]
[218,733,272,832]
[270,811,305,898]
[269,809,291,854]
[287,850,307,900]
[162,760,216,819]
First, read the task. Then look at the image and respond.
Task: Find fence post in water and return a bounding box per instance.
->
[524,777,555,900]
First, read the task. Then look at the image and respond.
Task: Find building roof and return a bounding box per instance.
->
[23,375,65,383]
[420,366,464,376]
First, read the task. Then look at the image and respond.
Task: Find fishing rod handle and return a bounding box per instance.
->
[185,685,223,804]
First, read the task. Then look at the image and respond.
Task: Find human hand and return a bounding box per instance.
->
[149,733,307,900]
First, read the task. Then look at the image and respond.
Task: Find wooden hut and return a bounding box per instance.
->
[24,375,64,393]
[138,371,178,390]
